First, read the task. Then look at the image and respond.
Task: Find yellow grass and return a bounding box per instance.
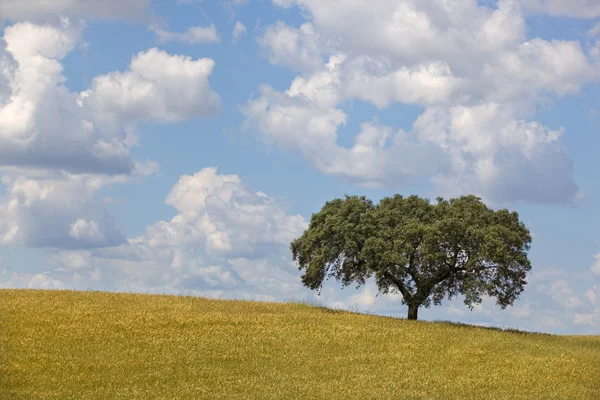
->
[1,289,599,400]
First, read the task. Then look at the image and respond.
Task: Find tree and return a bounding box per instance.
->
[290,194,532,320]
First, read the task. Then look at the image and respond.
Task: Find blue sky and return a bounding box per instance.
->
[0,0,599,334]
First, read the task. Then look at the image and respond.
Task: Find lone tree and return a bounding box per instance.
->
[290,194,532,320]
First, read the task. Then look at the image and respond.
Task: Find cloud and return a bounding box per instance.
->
[243,57,581,203]
[518,0,600,18]
[311,265,600,334]
[0,0,148,22]
[548,279,585,309]
[592,253,600,275]
[2,168,599,334]
[0,166,159,248]
[27,272,66,289]
[585,285,599,304]
[26,168,312,302]
[0,21,132,175]
[0,22,220,176]
[277,0,600,20]
[573,312,600,326]
[242,80,450,189]
[151,25,221,44]
[0,265,65,290]
[589,22,600,38]
[415,105,578,204]
[510,303,532,318]
[82,47,221,123]
[69,219,105,243]
[232,21,247,43]
[143,167,307,256]
[0,21,219,249]
[243,0,600,204]
[257,21,323,72]
[50,251,91,271]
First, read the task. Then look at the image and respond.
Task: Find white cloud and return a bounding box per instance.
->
[82,47,221,123]
[484,38,597,98]
[347,284,378,309]
[510,303,532,318]
[28,272,65,289]
[3,19,81,60]
[243,60,579,202]
[3,186,600,334]
[143,167,307,256]
[244,0,600,204]
[585,286,599,304]
[518,0,600,18]
[69,219,105,243]
[342,59,465,108]
[31,168,312,301]
[574,310,600,327]
[589,22,600,38]
[0,23,219,175]
[0,0,148,22]
[50,251,90,271]
[151,25,220,44]
[592,253,600,275]
[0,170,144,248]
[258,21,323,73]
[0,264,66,289]
[232,21,247,43]
[549,279,585,309]
[0,21,219,249]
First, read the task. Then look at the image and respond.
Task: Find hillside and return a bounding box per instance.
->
[1,289,599,399]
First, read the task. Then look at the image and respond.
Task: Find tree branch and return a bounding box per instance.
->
[383,271,413,302]
[414,268,451,303]
[407,251,420,285]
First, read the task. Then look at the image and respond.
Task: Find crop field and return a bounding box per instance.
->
[1,289,599,399]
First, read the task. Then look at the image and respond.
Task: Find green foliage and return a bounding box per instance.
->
[291,194,532,319]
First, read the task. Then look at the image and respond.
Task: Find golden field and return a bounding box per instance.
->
[1,289,598,399]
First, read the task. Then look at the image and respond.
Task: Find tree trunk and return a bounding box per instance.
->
[407,303,419,320]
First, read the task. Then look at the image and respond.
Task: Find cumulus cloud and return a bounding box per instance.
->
[0,167,161,248]
[82,47,221,123]
[302,264,600,334]
[29,168,312,302]
[258,21,323,72]
[590,22,600,38]
[573,310,600,327]
[151,25,221,44]
[2,168,599,334]
[242,79,450,188]
[592,253,600,275]
[243,0,600,204]
[0,0,148,22]
[0,22,220,175]
[243,57,581,202]
[518,0,600,18]
[142,167,307,257]
[584,285,599,304]
[232,21,247,43]
[0,266,65,290]
[0,21,220,249]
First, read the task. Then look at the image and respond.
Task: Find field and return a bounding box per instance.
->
[1,289,599,399]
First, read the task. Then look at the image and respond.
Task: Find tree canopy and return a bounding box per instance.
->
[290,194,532,320]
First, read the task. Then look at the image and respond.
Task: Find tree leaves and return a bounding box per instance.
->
[291,194,532,319]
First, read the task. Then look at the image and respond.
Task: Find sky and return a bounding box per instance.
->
[0,0,599,335]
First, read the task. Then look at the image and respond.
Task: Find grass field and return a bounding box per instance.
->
[1,289,599,400]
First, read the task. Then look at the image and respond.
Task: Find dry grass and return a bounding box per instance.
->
[1,289,598,400]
